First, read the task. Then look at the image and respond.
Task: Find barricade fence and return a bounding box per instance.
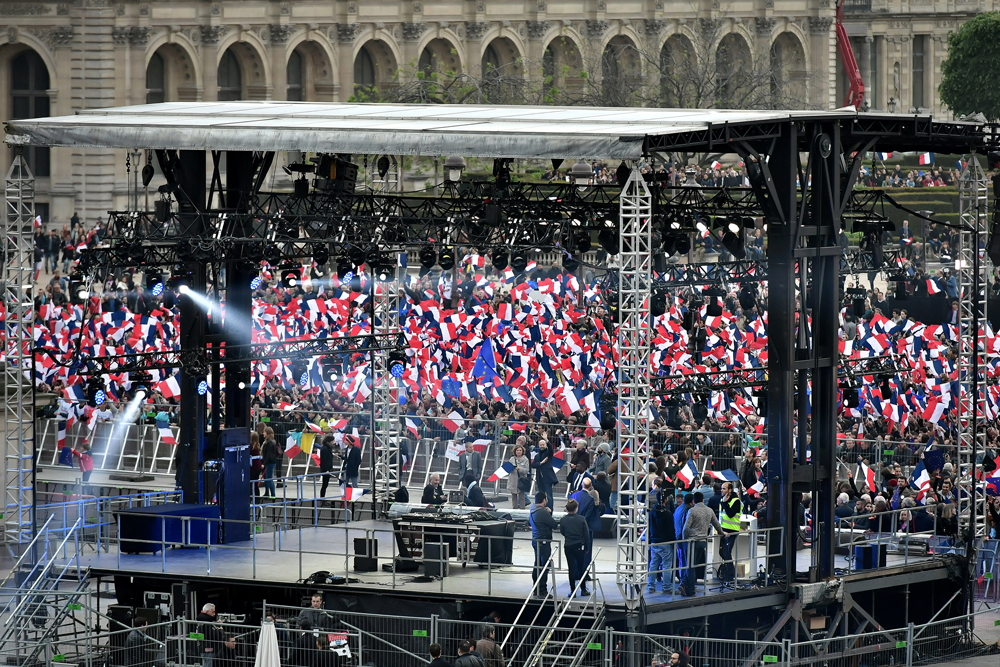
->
[13,608,999,667]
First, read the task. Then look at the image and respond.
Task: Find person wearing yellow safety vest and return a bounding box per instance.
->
[718,482,742,585]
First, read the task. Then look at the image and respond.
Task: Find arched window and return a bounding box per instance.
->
[354,47,375,89]
[146,51,165,104]
[482,44,501,75]
[218,49,242,101]
[287,49,303,101]
[11,50,50,177]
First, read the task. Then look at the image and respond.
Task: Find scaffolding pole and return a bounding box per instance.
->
[3,150,36,547]
[615,163,653,608]
[372,258,402,518]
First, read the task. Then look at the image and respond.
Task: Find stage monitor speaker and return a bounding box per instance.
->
[854,544,886,570]
[171,583,187,619]
[424,541,450,578]
[353,537,378,572]
[108,605,134,647]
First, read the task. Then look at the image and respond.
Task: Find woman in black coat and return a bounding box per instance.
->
[531,439,559,509]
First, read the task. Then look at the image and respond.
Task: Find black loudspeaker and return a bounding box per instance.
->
[154,198,171,222]
[108,605,134,642]
[382,557,419,572]
[854,544,886,570]
[353,537,378,572]
[424,541,450,578]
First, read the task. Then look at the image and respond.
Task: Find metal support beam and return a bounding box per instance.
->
[615,163,653,608]
[372,258,402,517]
[3,150,35,546]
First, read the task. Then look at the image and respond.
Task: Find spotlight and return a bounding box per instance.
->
[651,290,667,317]
[197,380,209,396]
[574,232,592,254]
[280,262,300,288]
[300,371,309,386]
[444,155,466,182]
[94,390,106,405]
[388,351,406,378]
[726,218,740,234]
[377,155,391,179]
[616,161,631,186]
[238,381,246,390]
[843,387,860,408]
[348,246,366,269]
[438,248,455,271]
[695,220,709,234]
[419,246,437,270]
[264,244,282,267]
[675,235,691,255]
[490,248,509,271]
[250,276,263,291]
[738,285,757,311]
[880,375,892,397]
[146,271,164,297]
[336,256,353,283]
[563,254,580,273]
[721,231,746,259]
[372,253,396,282]
[598,227,619,255]
[179,284,191,295]
[245,242,265,263]
[662,234,677,256]
[570,160,592,189]
[599,392,617,431]
[141,162,155,187]
[69,272,88,303]
[510,252,528,274]
[313,244,330,267]
[163,291,175,308]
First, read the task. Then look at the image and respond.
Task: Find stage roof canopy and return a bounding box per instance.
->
[4,101,986,159]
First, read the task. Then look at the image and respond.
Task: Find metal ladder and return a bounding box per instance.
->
[523,548,607,667]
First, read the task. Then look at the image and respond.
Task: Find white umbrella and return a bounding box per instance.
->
[255,620,281,667]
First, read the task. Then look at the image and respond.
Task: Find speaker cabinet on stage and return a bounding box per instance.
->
[424,541,450,578]
[108,605,134,648]
[854,544,886,570]
[353,537,378,572]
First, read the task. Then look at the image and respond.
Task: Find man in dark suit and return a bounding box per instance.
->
[341,434,361,487]
[422,473,446,505]
[463,473,490,508]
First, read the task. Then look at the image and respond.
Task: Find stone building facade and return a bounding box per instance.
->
[0,0,990,222]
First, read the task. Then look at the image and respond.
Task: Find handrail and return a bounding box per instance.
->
[4,519,82,622]
[0,515,54,590]
[501,550,558,654]
[339,620,432,664]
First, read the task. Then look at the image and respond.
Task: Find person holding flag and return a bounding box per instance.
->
[531,439,559,509]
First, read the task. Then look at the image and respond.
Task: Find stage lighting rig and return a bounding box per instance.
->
[313,243,330,267]
[279,262,301,288]
[574,231,592,254]
[419,246,437,273]
[651,289,667,317]
[444,156,466,183]
[599,391,617,431]
[368,251,396,282]
[490,248,509,271]
[598,221,619,255]
[438,248,455,271]
[336,256,354,283]
[388,350,407,377]
[69,271,89,304]
[563,252,580,273]
[146,271,164,297]
[510,251,528,274]
[721,227,747,260]
[738,284,757,311]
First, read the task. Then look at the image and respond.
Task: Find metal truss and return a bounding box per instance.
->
[956,157,989,537]
[4,151,35,547]
[650,354,911,397]
[615,163,653,609]
[70,334,398,375]
[371,260,402,517]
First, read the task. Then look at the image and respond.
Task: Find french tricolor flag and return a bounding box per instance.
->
[926,279,942,295]
[675,459,699,489]
[922,397,946,423]
[158,424,177,446]
[551,448,566,471]
[305,420,324,434]
[910,461,931,501]
[918,152,934,165]
[405,415,421,438]
[328,418,349,431]
[858,460,877,493]
[487,461,516,482]
[747,479,765,497]
[705,469,738,482]
[442,410,465,433]
[342,487,368,502]
[156,376,181,399]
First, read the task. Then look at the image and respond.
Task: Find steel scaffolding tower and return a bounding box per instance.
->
[3,151,35,547]
[956,157,989,536]
[615,164,653,608]
[372,259,402,518]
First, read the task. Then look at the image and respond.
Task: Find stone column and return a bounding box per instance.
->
[858,35,871,109]
[200,25,225,101]
[336,23,359,101]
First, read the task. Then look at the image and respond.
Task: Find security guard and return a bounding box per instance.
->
[718,482,742,584]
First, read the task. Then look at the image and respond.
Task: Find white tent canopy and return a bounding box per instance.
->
[4,101,868,160]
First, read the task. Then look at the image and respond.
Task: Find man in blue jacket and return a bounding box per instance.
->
[647,479,676,594]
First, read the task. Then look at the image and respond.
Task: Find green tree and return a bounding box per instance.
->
[940,12,1000,122]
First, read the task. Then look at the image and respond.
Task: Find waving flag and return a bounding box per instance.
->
[472,339,499,382]
[747,479,765,497]
[157,423,177,446]
[858,460,877,493]
[487,461,516,482]
[343,487,368,502]
[405,415,422,438]
[918,152,934,165]
[551,448,566,471]
[442,410,465,433]
[926,279,942,295]
[705,469,738,482]
[910,461,931,501]
[675,459,699,488]
[305,420,324,434]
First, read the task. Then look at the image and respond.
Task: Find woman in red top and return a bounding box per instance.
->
[71,442,94,483]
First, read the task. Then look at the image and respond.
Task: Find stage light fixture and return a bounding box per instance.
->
[197,380,209,396]
[725,218,740,234]
[141,162,155,187]
[377,155,391,179]
[570,160,592,189]
[373,254,396,282]
[280,263,301,288]
[264,244,282,267]
[616,161,631,186]
[598,227,619,255]
[69,272,88,303]
[843,386,860,408]
[419,246,437,270]
[574,232,592,254]
[695,220,709,234]
[651,290,667,317]
[348,246,366,269]
[880,375,892,397]
[510,252,528,274]
[738,285,757,311]
[721,231,746,259]
[388,351,407,378]
[490,248,509,271]
[94,390,106,405]
[250,276,263,291]
[313,244,330,267]
[336,257,353,282]
[661,234,677,256]
[599,392,617,431]
[988,211,1000,266]
[438,248,455,271]
[444,155,466,182]
[674,235,691,255]
[563,254,580,273]
[163,290,176,308]
[147,271,164,297]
